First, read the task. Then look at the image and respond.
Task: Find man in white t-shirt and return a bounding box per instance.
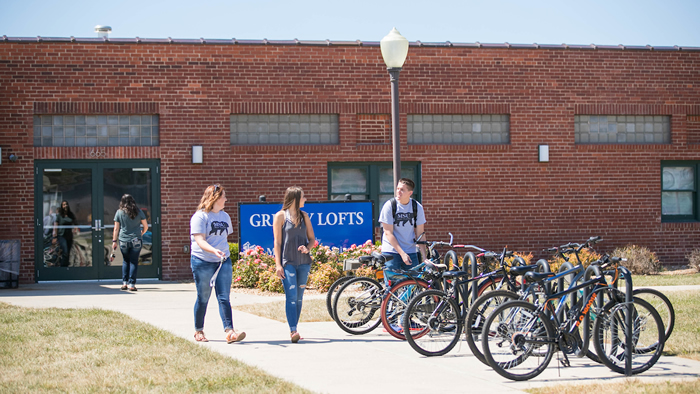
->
[378,178,428,277]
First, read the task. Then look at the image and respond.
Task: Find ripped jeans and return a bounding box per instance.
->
[281,263,311,332]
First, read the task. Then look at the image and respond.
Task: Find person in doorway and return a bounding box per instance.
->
[113,194,148,291]
[190,184,245,344]
[378,178,428,279]
[273,186,316,343]
[52,200,77,267]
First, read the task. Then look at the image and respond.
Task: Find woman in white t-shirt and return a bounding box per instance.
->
[190,184,245,344]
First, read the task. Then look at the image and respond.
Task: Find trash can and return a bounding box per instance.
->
[0,240,20,289]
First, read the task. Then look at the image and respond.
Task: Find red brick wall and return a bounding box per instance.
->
[1,42,699,282]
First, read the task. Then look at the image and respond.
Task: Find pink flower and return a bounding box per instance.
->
[261,263,268,268]
[351,244,357,249]
[254,258,262,264]
[314,240,320,247]
[234,276,242,282]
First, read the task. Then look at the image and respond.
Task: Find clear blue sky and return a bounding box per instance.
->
[2,0,699,47]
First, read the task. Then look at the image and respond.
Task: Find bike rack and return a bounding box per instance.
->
[462,251,478,304]
[617,266,634,376]
[535,259,551,294]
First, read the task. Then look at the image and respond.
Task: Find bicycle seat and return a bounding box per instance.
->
[509,264,539,276]
[524,271,557,283]
[371,251,387,265]
[442,270,470,279]
[358,255,373,263]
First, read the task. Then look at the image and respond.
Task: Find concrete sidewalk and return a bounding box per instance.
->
[1,281,699,394]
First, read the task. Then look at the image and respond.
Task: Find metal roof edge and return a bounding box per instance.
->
[1,36,698,51]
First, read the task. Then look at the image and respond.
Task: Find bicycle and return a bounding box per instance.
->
[402,246,527,356]
[481,255,664,381]
[332,234,450,337]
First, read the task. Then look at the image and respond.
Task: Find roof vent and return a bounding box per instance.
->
[94,25,112,38]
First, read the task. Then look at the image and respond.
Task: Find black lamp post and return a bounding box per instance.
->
[380,28,409,188]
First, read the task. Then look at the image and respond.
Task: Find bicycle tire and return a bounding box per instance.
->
[403,289,462,356]
[593,296,665,375]
[632,288,675,343]
[464,289,519,365]
[482,300,556,381]
[333,276,383,335]
[477,274,520,296]
[380,278,430,340]
[326,276,353,319]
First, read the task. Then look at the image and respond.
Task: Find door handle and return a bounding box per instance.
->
[92,219,103,231]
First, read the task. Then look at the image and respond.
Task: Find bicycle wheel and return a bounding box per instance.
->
[477,275,520,296]
[326,276,352,319]
[380,278,430,340]
[333,277,383,335]
[593,297,664,375]
[403,289,461,356]
[632,288,675,343]
[464,290,519,365]
[482,300,556,381]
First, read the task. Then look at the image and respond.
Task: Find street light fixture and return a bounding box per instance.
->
[380,27,409,188]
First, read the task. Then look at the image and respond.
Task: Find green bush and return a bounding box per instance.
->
[308,261,343,292]
[256,268,284,293]
[229,242,239,260]
[687,248,700,273]
[612,245,661,275]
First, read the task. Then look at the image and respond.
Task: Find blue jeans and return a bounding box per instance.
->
[382,252,419,286]
[281,263,311,332]
[191,255,233,332]
[119,239,142,285]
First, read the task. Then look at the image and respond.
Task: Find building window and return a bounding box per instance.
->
[230,114,339,145]
[662,162,698,222]
[575,115,670,144]
[328,162,420,223]
[33,115,159,147]
[408,114,510,144]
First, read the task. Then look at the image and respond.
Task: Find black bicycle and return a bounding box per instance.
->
[481,255,664,381]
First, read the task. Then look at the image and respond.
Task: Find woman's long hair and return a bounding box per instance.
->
[282,186,303,227]
[58,200,75,219]
[197,184,225,213]
[119,194,140,219]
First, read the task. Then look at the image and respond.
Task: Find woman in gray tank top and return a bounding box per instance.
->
[273,186,316,343]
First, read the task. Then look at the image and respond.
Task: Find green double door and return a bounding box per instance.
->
[34,160,161,281]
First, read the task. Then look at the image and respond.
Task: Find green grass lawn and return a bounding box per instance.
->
[0,302,310,393]
[625,273,700,287]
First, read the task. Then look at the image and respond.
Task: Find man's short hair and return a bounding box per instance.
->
[398,178,415,191]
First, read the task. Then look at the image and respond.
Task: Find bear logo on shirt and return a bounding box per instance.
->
[395,212,415,227]
[209,221,229,236]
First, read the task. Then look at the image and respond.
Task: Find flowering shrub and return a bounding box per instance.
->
[229,240,381,293]
[232,245,274,288]
[308,262,343,292]
[257,268,284,293]
[549,248,601,272]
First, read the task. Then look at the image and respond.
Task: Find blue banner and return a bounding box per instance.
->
[238,201,374,255]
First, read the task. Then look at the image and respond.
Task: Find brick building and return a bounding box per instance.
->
[1,35,699,283]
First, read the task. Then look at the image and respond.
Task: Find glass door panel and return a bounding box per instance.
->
[35,160,160,281]
[102,167,153,269]
[38,166,97,280]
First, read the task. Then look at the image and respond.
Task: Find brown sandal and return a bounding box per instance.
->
[226,330,246,344]
[291,331,301,343]
[194,331,208,342]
